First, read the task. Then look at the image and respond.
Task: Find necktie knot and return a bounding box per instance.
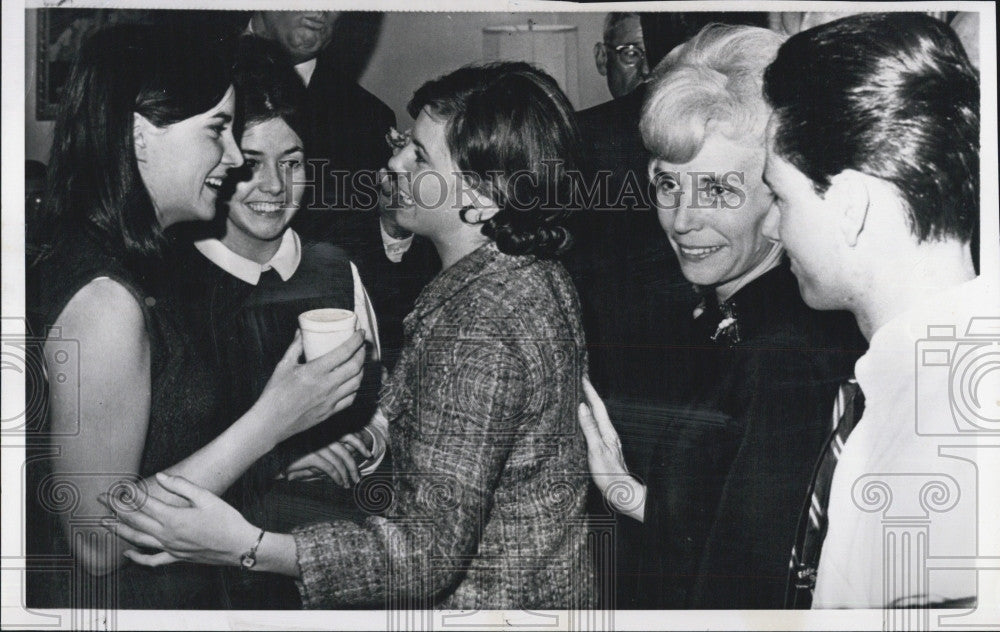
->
[835,378,865,437]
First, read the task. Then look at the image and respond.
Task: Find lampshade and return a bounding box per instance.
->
[483,23,579,105]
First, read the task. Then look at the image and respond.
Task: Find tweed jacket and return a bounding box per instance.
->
[293,242,594,609]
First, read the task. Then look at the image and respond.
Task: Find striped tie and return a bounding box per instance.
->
[786,378,865,608]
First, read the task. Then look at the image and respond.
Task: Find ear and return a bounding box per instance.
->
[761,198,781,244]
[133,112,152,162]
[594,42,608,76]
[827,170,870,248]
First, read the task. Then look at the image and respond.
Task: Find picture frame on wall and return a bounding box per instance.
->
[35,9,154,120]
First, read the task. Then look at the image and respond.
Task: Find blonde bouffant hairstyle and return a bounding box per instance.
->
[640,24,785,164]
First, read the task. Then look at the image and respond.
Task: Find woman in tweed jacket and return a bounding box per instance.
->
[110,62,595,610]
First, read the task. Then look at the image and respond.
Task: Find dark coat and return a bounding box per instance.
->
[624,261,865,608]
[569,86,699,471]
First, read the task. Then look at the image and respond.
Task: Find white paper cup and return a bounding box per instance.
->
[298,308,358,361]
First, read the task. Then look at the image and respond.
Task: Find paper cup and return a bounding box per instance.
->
[298,308,358,361]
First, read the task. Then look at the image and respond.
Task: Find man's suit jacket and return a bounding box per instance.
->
[292,42,396,237]
[569,85,699,465]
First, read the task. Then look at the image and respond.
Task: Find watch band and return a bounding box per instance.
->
[239,529,266,570]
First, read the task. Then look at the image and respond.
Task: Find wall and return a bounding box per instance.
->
[23,9,612,163]
[358,11,610,128]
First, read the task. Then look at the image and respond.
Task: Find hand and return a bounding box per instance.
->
[578,377,646,522]
[254,330,366,446]
[100,472,259,568]
[282,430,374,488]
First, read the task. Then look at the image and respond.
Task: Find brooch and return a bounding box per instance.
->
[710,302,741,345]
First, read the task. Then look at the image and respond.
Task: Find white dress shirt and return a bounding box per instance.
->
[194,229,388,473]
[814,275,1000,608]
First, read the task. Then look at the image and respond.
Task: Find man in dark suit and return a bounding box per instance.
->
[249,11,439,369]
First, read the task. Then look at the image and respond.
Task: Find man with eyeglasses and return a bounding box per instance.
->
[594,12,649,98]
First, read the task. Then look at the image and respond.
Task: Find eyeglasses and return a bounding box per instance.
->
[385,126,411,151]
[604,42,646,67]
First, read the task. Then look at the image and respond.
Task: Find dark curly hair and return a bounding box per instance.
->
[407,62,583,259]
[232,35,307,143]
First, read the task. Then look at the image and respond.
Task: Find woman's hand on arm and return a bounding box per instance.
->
[577,377,646,522]
[45,284,366,574]
[105,472,299,576]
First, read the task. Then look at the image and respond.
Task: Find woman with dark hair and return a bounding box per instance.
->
[169,35,389,608]
[177,35,386,495]
[576,25,864,608]
[108,62,595,610]
[26,25,365,608]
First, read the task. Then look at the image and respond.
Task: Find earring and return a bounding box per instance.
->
[459,205,483,225]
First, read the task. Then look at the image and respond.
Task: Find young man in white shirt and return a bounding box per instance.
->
[761,12,998,609]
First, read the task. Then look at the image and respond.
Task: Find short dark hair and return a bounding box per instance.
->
[232,35,307,143]
[603,12,640,43]
[36,24,234,264]
[764,12,979,243]
[407,62,582,258]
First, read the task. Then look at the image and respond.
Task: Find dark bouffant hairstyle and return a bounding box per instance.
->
[232,35,307,143]
[407,62,583,259]
[36,24,235,263]
[764,12,979,243]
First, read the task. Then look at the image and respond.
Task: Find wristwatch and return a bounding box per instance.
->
[239,529,266,570]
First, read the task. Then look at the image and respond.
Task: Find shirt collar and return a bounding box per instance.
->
[246,19,315,86]
[194,229,302,285]
[294,58,317,85]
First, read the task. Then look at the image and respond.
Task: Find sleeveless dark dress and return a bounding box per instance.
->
[25,232,229,609]
[169,238,380,608]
